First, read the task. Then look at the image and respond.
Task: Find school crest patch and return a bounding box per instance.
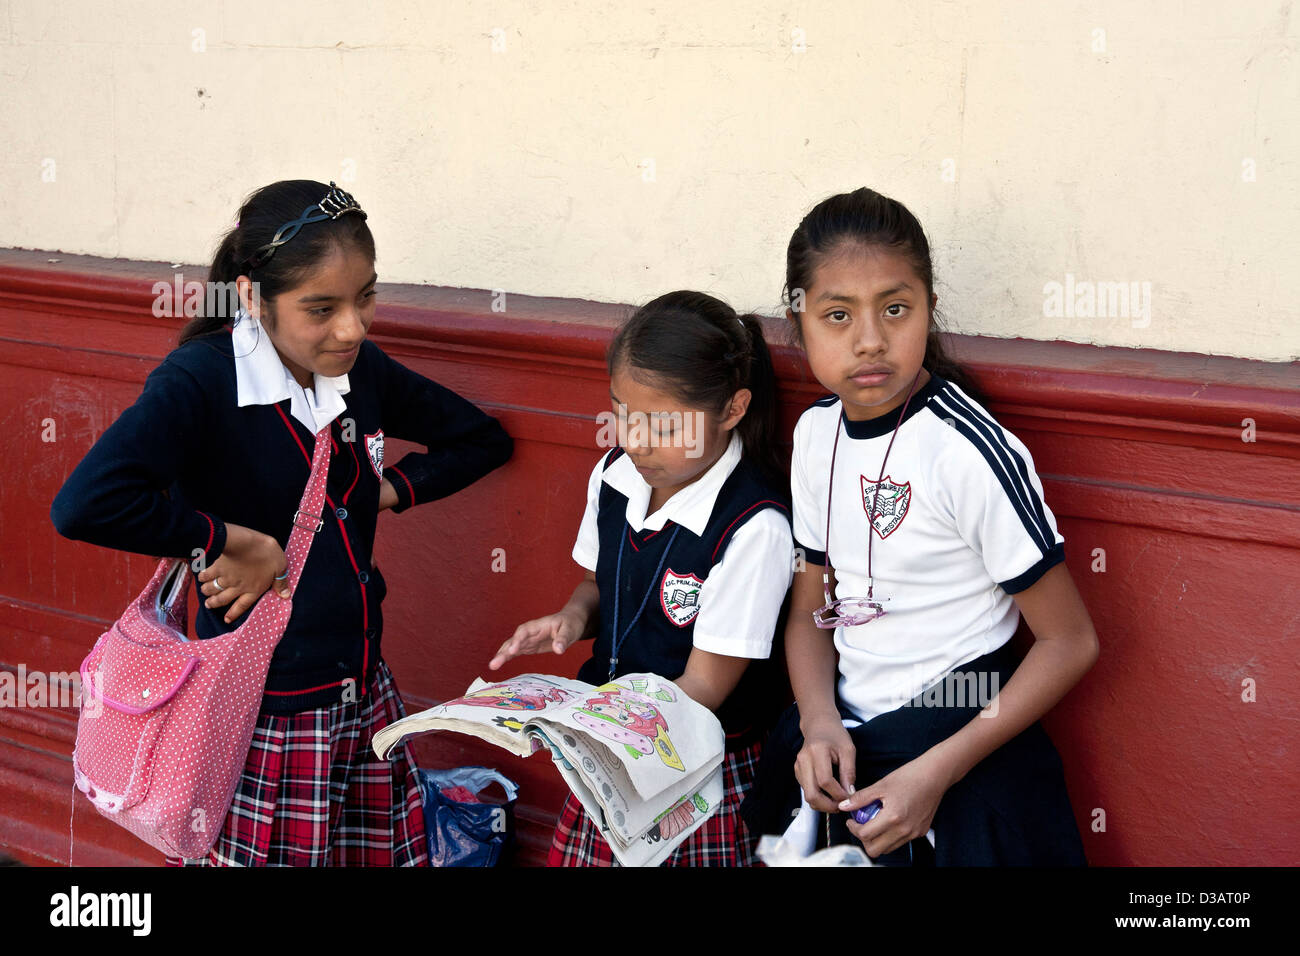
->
[860,475,911,539]
[364,429,384,478]
[660,569,704,628]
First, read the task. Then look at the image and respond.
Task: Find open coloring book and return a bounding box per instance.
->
[372,672,725,867]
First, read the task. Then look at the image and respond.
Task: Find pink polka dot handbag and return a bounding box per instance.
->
[71,425,332,859]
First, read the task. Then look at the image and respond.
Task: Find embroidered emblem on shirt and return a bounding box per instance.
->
[364,429,385,478]
[660,569,704,628]
[860,475,911,538]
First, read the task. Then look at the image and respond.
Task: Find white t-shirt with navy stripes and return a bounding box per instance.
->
[791,373,1065,723]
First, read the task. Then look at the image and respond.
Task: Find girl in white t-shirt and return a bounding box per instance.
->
[746,187,1098,865]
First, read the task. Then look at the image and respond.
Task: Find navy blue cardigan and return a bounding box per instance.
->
[50,330,512,712]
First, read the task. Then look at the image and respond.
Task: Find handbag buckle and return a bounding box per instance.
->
[293,509,324,533]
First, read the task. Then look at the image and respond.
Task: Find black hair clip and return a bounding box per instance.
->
[245,181,366,270]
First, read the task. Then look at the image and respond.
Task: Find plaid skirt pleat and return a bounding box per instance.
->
[547,740,762,867]
[163,658,427,867]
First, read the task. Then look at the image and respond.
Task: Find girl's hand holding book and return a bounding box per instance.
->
[197,523,291,623]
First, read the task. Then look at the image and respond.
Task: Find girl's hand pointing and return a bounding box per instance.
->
[489,609,585,670]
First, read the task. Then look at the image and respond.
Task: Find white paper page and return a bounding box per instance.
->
[373,673,590,759]
[537,673,724,802]
[533,727,725,867]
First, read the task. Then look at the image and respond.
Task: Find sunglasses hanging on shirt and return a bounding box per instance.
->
[812,370,923,630]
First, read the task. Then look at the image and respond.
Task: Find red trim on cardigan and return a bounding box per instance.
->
[274,404,313,463]
[197,511,216,556]
[343,432,360,504]
[387,465,415,508]
[273,403,372,699]
[263,678,352,696]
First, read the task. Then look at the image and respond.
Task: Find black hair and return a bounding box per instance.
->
[178,179,375,347]
[607,290,782,485]
[783,186,990,409]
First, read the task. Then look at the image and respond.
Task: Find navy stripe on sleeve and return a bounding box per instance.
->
[938,386,1057,548]
[932,390,1054,555]
[1000,542,1066,593]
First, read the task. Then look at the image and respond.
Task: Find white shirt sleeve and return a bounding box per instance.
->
[570,456,605,572]
[790,410,827,565]
[943,419,1065,593]
[691,508,794,659]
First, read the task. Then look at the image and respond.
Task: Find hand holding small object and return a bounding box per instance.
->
[840,752,949,857]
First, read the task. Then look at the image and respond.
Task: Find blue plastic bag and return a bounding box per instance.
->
[416,766,518,867]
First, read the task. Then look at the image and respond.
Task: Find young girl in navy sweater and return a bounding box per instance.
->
[51,179,512,866]
[489,291,794,866]
[745,187,1098,864]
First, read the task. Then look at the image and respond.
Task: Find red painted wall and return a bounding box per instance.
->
[1,249,1296,866]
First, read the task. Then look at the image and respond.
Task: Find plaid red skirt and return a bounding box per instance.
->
[163,658,427,867]
[547,740,762,867]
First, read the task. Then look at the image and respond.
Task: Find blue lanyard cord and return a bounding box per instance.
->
[609,524,682,680]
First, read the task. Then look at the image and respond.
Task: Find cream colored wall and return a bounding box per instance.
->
[2,1,1296,361]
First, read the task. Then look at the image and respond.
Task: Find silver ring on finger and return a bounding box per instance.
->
[213,577,225,592]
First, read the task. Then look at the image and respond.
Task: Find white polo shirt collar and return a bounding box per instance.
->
[231,312,350,434]
[601,431,742,536]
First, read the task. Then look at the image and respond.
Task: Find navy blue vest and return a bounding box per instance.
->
[576,448,792,740]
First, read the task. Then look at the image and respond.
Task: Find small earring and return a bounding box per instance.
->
[229,304,261,359]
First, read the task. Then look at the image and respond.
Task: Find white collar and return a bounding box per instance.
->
[602,432,743,536]
[231,313,350,434]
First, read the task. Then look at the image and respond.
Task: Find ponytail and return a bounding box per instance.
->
[607,291,783,485]
[735,313,782,485]
[177,230,244,347]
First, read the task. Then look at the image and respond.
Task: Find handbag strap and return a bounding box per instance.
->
[280,423,334,593]
[154,422,334,624]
